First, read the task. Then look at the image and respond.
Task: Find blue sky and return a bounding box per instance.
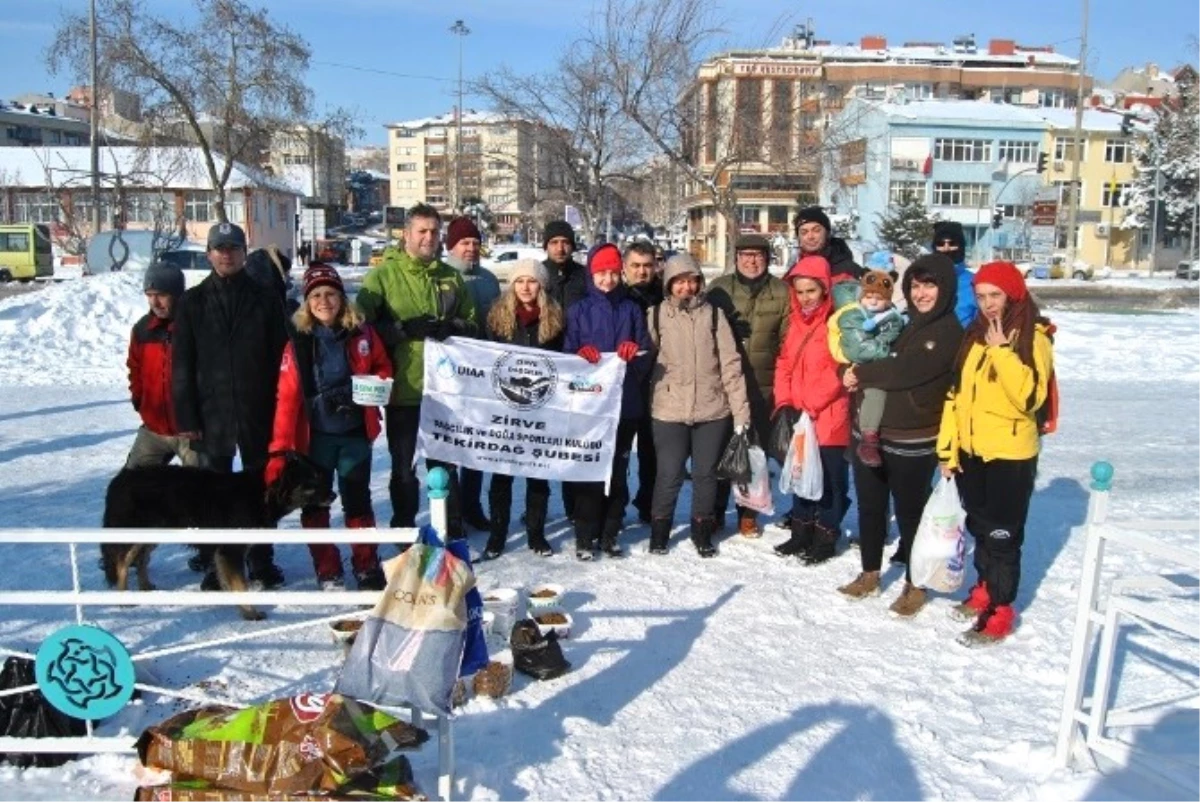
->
[1,0,1196,146]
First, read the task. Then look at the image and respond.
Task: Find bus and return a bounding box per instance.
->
[0,223,53,282]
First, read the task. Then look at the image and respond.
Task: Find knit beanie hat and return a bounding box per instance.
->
[445,216,482,250]
[974,261,1027,302]
[795,206,832,233]
[542,220,576,249]
[859,269,894,301]
[587,243,622,275]
[302,262,344,297]
[507,258,549,287]
[143,261,185,298]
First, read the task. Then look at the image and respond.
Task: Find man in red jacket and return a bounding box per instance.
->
[125,261,200,468]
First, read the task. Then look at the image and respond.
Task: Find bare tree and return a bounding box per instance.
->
[47,0,312,223]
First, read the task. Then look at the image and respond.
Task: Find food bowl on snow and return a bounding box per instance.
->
[529,610,572,640]
[329,618,364,651]
[526,583,564,611]
[481,587,519,619]
[351,375,394,406]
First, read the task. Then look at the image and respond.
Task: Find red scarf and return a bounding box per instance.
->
[515,303,541,328]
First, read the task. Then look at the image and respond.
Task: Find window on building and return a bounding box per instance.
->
[770,79,794,162]
[735,78,764,158]
[13,194,61,224]
[396,162,418,172]
[486,194,508,206]
[1104,139,1131,163]
[125,192,174,224]
[931,182,990,208]
[768,205,791,226]
[907,83,934,99]
[705,81,719,163]
[998,203,1029,219]
[1053,180,1083,205]
[997,140,1038,163]
[1053,136,1086,163]
[429,127,446,137]
[183,191,213,222]
[1102,182,1128,207]
[426,195,446,205]
[426,144,445,156]
[1038,89,1075,108]
[889,181,927,205]
[738,205,762,227]
[933,138,992,162]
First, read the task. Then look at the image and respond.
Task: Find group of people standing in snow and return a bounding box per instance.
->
[122,203,1054,645]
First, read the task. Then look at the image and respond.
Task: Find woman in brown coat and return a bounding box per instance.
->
[647,254,751,557]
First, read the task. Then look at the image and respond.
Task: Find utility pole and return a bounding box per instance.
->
[1064,0,1088,269]
[450,19,470,213]
[89,0,101,242]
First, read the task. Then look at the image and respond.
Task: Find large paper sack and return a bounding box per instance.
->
[335,526,475,716]
[910,477,968,593]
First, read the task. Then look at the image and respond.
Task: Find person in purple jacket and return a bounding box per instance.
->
[565,243,653,560]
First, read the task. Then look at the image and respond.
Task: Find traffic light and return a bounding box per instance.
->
[992,206,1004,230]
[1120,113,1134,136]
[1036,152,1048,173]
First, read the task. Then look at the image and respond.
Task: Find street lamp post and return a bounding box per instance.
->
[89,0,101,241]
[450,19,470,213]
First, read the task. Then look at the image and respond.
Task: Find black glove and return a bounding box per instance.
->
[401,315,439,340]
[431,318,469,341]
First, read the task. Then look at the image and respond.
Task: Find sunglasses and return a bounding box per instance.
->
[935,239,958,247]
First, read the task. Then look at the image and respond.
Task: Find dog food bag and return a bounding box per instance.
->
[135,692,427,798]
[336,526,475,716]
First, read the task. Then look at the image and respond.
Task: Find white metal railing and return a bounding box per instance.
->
[1055,461,1199,795]
[0,485,457,801]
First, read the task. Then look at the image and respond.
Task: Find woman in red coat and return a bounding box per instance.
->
[771,255,851,564]
[268,264,393,590]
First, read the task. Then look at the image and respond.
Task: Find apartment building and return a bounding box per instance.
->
[0,99,90,147]
[681,23,1091,263]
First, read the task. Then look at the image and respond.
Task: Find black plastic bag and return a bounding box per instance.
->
[509,620,570,681]
[768,407,799,465]
[716,430,752,486]
[0,656,86,768]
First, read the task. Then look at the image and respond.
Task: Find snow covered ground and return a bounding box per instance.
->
[0,274,1197,801]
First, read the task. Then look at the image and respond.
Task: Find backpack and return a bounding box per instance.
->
[651,302,721,358]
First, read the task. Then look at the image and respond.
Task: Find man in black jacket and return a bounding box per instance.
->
[621,240,663,523]
[173,222,290,589]
[794,206,863,281]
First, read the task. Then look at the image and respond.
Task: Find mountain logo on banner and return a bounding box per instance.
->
[492,351,557,410]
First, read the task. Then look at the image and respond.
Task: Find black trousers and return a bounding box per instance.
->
[651,417,731,523]
[384,404,462,537]
[631,412,657,515]
[957,452,1037,608]
[790,445,851,534]
[853,442,938,580]
[459,467,487,517]
[572,419,638,549]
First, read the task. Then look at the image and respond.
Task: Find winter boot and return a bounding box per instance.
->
[525,492,553,556]
[575,520,599,561]
[462,506,491,534]
[482,507,509,560]
[958,604,1016,646]
[649,518,672,555]
[888,583,927,618]
[690,516,717,558]
[774,517,813,557]
[855,431,883,468]
[801,523,839,566]
[347,516,384,591]
[949,581,990,623]
[837,571,881,600]
[888,543,909,565]
[247,544,285,590]
[738,511,762,539]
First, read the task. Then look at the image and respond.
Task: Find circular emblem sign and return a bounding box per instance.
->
[35,625,136,719]
[491,351,557,410]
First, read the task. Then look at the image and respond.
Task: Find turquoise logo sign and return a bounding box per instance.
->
[35,625,135,719]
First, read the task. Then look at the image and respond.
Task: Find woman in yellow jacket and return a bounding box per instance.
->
[938,261,1053,646]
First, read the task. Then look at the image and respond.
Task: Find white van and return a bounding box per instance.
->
[482,246,546,280]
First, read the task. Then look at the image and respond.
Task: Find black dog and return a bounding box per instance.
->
[101,451,334,620]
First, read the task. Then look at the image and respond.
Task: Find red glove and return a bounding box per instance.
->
[265,455,286,486]
[616,341,639,362]
[577,345,601,364]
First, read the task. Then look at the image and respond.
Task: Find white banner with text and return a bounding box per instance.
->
[416,337,626,484]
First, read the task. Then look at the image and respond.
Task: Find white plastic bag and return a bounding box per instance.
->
[909,477,968,593]
[733,446,774,515]
[778,412,823,501]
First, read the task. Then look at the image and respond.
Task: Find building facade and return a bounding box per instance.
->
[1,100,90,147]
[682,23,1090,264]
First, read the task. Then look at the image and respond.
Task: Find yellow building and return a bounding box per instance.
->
[1039,108,1141,269]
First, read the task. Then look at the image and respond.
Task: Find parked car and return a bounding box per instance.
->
[1174,261,1198,280]
[482,247,547,279]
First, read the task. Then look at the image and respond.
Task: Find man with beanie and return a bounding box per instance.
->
[621,240,664,523]
[931,221,980,328]
[707,233,790,536]
[443,215,501,533]
[125,261,200,469]
[356,203,478,538]
[173,221,289,589]
[795,206,862,281]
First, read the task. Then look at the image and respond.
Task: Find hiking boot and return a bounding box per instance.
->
[738,515,762,539]
[958,605,1016,647]
[248,562,285,591]
[855,430,883,468]
[528,533,554,557]
[690,516,717,558]
[463,509,491,533]
[318,574,345,592]
[774,518,813,557]
[354,568,386,592]
[575,549,596,562]
[949,581,990,623]
[649,518,672,555]
[482,529,507,561]
[801,524,839,565]
[837,571,881,600]
[888,583,927,618]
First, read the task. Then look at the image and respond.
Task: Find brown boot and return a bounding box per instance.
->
[888,583,927,618]
[738,513,762,538]
[837,571,880,600]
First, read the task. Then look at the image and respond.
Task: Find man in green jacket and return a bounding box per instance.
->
[356,203,478,537]
[706,233,790,537]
